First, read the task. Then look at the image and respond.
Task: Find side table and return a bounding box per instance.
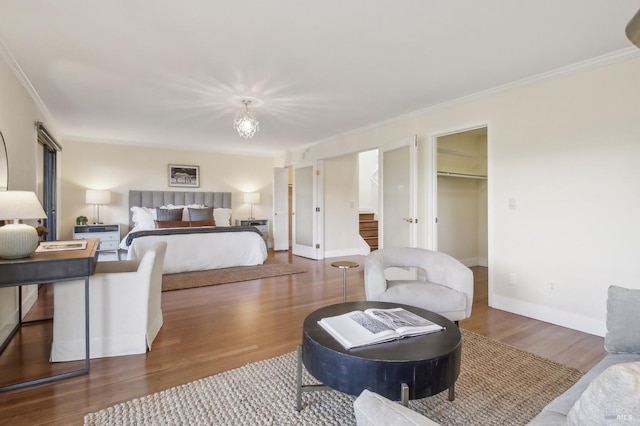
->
[331,261,359,302]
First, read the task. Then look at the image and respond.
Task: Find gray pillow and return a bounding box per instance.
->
[156,208,183,222]
[188,207,213,221]
[605,285,640,354]
[566,361,640,425]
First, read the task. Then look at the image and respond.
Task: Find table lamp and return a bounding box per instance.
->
[0,191,47,259]
[243,192,260,220]
[85,189,111,224]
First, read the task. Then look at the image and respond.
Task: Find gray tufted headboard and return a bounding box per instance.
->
[128,190,232,229]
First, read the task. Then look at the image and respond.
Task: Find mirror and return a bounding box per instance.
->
[0,129,6,227]
[0,130,7,191]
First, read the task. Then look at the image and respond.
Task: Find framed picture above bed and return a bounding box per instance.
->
[168,164,200,188]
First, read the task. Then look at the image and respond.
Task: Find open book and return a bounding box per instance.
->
[318,307,444,349]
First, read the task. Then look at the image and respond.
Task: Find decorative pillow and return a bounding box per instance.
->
[130,206,156,230]
[188,207,214,221]
[155,220,189,229]
[156,207,183,222]
[605,285,640,354]
[213,208,232,227]
[566,361,640,425]
[189,220,215,227]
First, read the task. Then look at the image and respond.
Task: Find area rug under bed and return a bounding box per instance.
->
[84,330,583,425]
[162,258,308,291]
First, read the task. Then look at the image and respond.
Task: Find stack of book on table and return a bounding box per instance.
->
[318,307,444,349]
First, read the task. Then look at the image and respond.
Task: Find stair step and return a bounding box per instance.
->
[359,212,375,221]
[360,229,378,237]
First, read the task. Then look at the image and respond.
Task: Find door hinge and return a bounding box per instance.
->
[316,207,320,212]
[315,244,320,249]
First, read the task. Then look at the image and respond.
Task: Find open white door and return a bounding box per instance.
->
[292,161,324,259]
[272,167,289,251]
[379,135,418,249]
[379,136,418,280]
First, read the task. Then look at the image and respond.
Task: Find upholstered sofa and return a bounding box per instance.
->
[528,285,640,425]
[354,389,440,426]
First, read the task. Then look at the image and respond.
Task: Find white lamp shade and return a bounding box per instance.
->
[0,191,47,220]
[243,192,260,204]
[86,189,111,205]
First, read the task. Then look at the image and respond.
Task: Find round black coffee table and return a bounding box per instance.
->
[296,301,461,410]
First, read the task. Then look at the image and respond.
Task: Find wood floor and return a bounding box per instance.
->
[0,251,606,425]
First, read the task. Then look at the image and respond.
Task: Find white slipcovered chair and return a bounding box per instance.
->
[50,241,167,362]
[364,247,473,323]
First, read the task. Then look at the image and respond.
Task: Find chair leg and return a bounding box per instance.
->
[454,320,459,326]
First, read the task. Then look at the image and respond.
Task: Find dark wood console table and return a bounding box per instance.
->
[0,239,99,391]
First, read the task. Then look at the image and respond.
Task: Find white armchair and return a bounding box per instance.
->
[50,241,167,362]
[364,247,473,323]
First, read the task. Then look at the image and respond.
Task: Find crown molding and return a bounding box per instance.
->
[0,35,58,131]
[310,47,640,147]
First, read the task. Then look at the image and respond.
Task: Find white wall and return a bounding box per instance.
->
[60,140,278,241]
[0,52,49,342]
[358,149,379,213]
[287,54,640,336]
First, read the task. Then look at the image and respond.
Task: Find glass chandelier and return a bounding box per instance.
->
[234,100,259,139]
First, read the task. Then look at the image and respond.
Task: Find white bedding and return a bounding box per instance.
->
[124,229,267,274]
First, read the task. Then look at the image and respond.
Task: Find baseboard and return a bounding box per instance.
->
[324,248,365,258]
[490,294,606,337]
[459,257,488,267]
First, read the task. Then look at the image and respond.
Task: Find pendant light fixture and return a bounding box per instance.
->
[234,100,259,139]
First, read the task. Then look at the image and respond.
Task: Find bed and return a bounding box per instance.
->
[122,190,268,274]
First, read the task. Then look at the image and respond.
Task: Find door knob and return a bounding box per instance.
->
[403,218,414,223]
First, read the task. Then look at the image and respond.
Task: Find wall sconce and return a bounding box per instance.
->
[0,191,47,259]
[243,192,260,220]
[85,189,111,224]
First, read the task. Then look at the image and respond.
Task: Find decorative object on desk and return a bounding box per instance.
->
[234,99,259,139]
[76,215,88,226]
[83,330,583,426]
[0,191,47,259]
[85,189,111,224]
[243,192,260,219]
[36,240,88,252]
[168,164,199,188]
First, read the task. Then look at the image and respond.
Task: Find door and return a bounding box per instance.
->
[272,167,289,251]
[292,161,324,259]
[379,135,417,249]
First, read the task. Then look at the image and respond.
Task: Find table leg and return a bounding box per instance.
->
[342,269,347,302]
[448,383,455,401]
[295,344,332,411]
[401,383,409,407]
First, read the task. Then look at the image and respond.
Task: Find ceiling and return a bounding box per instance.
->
[0,1,638,157]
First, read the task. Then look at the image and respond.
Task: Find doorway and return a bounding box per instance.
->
[434,127,488,267]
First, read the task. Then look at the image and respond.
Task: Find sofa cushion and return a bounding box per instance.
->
[529,353,640,424]
[605,285,640,354]
[354,389,440,426]
[379,282,467,320]
[566,361,640,425]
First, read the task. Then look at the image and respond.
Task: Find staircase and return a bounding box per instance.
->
[359,212,378,251]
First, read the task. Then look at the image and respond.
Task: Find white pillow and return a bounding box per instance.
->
[130,206,156,230]
[213,208,232,227]
[567,361,640,425]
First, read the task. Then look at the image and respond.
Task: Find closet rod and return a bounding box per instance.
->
[437,171,487,180]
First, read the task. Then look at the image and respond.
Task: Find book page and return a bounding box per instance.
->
[365,308,443,336]
[36,240,88,252]
[318,310,398,349]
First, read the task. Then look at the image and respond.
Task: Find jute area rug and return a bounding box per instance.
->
[162,258,307,291]
[84,330,583,425]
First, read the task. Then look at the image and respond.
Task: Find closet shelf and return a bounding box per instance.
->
[437,171,487,180]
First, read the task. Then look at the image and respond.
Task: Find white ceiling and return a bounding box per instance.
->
[0,1,638,156]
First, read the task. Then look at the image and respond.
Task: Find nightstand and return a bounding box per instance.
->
[73,224,121,259]
[235,219,269,244]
